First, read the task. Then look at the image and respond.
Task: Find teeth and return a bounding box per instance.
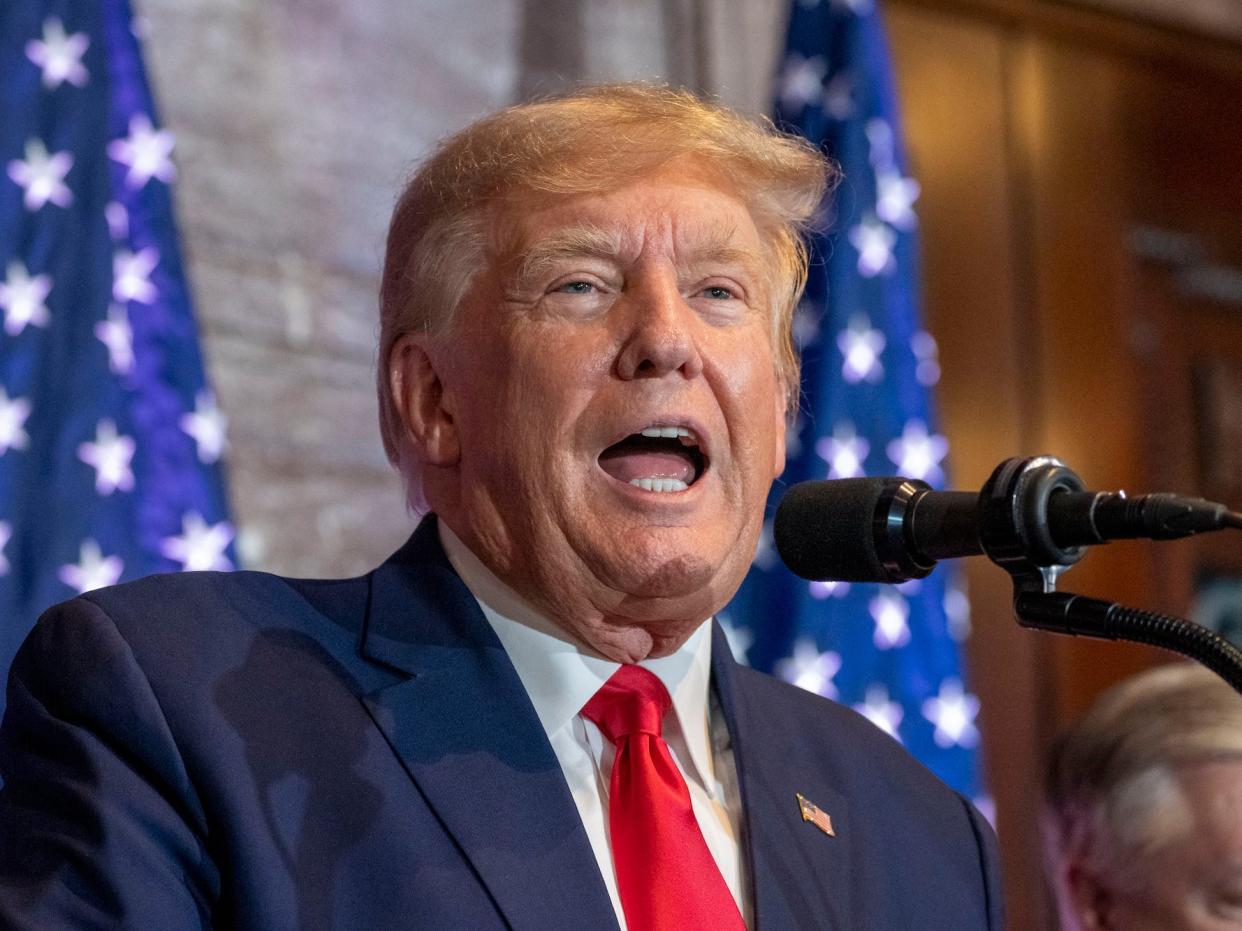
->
[630,477,690,493]
[640,425,695,443]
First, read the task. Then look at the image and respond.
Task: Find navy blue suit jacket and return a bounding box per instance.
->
[0,517,1003,929]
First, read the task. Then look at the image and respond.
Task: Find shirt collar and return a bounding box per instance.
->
[438,520,717,790]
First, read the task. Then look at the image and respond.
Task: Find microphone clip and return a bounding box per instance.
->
[977,456,1089,595]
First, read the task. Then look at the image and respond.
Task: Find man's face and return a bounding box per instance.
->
[1079,761,1242,930]
[425,163,787,660]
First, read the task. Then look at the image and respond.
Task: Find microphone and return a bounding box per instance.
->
[774,472,1237,584]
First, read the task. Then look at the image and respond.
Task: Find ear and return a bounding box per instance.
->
[388,333,460,467]
[1064,862,1116,931]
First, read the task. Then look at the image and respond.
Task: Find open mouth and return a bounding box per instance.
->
[598,425,708,493]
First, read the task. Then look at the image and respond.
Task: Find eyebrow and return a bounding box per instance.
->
[512,223,766,287]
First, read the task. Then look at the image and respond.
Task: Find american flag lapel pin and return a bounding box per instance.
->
[796,793,835,837]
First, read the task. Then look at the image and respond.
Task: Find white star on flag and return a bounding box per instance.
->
[876,170,920,230]
[837,316,886,384]
[180,391,228,464]
[113,247,159,304]
[869,590,911,649]
[105,201,129,239]
[816,421,870,478]
[854,685,904,740]
[809,579,849,599]
[0,389,32,456]
[944,585,972,642]
[0,521,10,576]
[895,577,923,596]
[161,512,234,571]
[910,330,941,386]
[776,639,842,698]
[78,419,136,495]
[717,614,754,665]
[6,139,73,212]
[823,72,855,120]
[922,678,981,748]
[886,419,949,486]
[107,113,175,190]
[0,261,52,336]
[779,54,827,111]
[865,118,895,168]
[25,17,90,89]
[848,215,897,277]
[95,305,135,375]
[58,539,124,593]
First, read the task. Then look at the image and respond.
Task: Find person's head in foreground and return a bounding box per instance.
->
[377,84,832,662]
[1043,662,1242,930]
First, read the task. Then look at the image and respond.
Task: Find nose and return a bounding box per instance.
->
[615,276,705,381]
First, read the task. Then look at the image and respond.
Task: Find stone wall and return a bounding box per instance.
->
[138,0,789,578]
[139,0,524,576]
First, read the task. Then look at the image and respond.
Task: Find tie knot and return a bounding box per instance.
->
[581,665,672,743]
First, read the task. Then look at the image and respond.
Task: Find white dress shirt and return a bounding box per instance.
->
[439,523,749,929]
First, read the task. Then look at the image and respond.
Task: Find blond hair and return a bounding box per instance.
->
[376,83,835,483]
[1043,663,1242,899]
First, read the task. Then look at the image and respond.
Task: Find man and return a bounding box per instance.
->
[1044,662,1242,931]
[0,84,1002,929]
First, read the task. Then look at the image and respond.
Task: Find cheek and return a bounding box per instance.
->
[721,343,786,454]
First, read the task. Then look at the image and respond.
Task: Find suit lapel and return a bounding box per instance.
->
[358,519,618,931]
[711,622,853,930]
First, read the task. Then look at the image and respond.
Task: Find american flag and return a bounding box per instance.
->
[723,0,986,807]
[0,0,235,720]
[796,792,836,837]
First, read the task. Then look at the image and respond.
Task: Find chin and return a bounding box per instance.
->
[599,553,743,631]
[567,520,757,615]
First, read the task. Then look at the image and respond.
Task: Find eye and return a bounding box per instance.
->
[554,280,597,295]
[699,285,737,300]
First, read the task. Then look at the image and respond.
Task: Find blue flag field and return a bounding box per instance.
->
[0,0,234,720]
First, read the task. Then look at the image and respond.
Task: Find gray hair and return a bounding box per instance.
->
[1042,663,1242,896]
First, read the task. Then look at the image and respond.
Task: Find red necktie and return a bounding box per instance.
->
[581,665,746,931]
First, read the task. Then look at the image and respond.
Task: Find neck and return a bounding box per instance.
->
[437,518,707,662]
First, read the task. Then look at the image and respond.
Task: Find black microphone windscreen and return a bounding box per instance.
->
[774,478,892,582]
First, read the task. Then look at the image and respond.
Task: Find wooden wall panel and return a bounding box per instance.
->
[1007,38,1166,726]
[884,9,1051,928]
[1120,64,1242,619]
